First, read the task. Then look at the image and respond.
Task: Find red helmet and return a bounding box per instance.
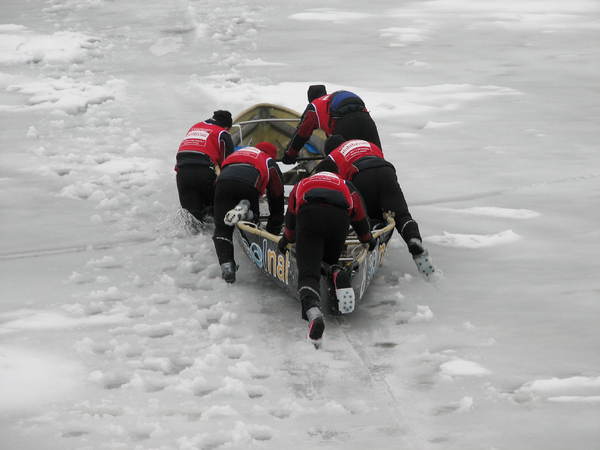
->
[254,141,278,160]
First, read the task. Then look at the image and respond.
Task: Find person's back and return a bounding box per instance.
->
[220,146,273,196]
[282,85,381,164]
[175,110,233,226]
[327,138,387,180]
[176,110,234,168]
[327,90,380,147]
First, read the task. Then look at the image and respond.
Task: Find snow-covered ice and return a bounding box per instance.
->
[0,346,84,412]
[0,28,98,65]
[290,9,372,23]
[425,229,522,248]
[1,0,599,449]
[439,358,492,377]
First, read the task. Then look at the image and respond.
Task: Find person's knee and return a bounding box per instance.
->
[212,222,234,242]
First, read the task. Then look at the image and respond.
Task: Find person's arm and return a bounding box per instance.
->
[278,185,298,252]
[310,156,338,175]
[282,185,298,242]
[347,182,372,243]
[265,160,285,235]
[283,105,319,162]
[220,131,234,161]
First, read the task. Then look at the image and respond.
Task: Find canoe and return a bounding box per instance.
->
[230,103,326,156]
[230,103,326,184]
[230,103,395,312]
[235,218,395,312]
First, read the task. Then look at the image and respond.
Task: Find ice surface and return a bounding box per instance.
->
[0,28,97,65]
[3,76,125,114]
[0,346,84,412]
[435,206,541,219]
[290,9,372,23]
[0,309,129,333]
[439,358,492,377]
[425,229,521,248]
[0,0,599,449]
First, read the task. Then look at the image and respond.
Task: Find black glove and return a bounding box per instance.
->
[277,236,289,253]
[281,152,297,165]
[407,237,425,256]
[367,237,378,252]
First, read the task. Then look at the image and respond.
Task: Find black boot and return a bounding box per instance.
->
[220,261,237,283]
[306,306,324,347]
[299,287,324,347]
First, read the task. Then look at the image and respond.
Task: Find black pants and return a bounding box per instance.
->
[352,166,420,241]
[295,204,350,319]
[176,165,216,222]
[212,179,260,265]
[334,111,382,148]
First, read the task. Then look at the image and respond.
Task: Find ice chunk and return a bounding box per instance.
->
[426,230,521,248]
[440,358,491,377]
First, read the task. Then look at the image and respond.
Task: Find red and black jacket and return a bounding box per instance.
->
[328,139,390,180]
[283,171,372,243]
[175,120,233,170]
[284,91,366,158]
[221,147,273,195]
[312,139,393,180]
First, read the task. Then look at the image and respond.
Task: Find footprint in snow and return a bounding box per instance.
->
[220,343,248,360]
[86,255,123,269]
[133,322,174,338]
[432,396,474,415]
[61,429,89,438]
[141,356,193,375]
[89,370,130,389]
[194,387,217,397]
[149,294,171,305]
[228,361,271,380]
[54,167,71,176]
[308,427,350,441]
[373,342,398,348]
[128,422,161,441]
[88,286,124,302]
[128,372,168,392]
[269,408,291,419]
[67,271,95,284]
[247,385,267,399]
[249,426,273,441]
[366,299,398,308]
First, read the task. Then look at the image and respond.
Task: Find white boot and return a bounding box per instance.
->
[224,200,253,226]
[332,267,355,314]
[413,250,435,280]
